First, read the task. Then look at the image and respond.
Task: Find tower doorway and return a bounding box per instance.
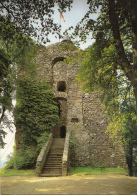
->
[60,126,66,138]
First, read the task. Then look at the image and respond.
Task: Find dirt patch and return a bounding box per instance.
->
[1,174,137,194]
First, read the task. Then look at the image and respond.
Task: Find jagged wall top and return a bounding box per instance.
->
[35,40,78,82]
[46,40,78,59]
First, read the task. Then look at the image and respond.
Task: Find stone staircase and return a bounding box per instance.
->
[40,138,65,177]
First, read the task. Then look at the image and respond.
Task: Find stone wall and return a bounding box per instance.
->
[16,39,128,169]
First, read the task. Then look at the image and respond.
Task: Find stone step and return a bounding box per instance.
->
[49,150,64,153]
[43,164,62,167]
[49,149,64,153]
[50,147,64,150]
[42,169,62,171]
[44,161,61,163]
[47,153,63,156]
[43,163,62,168]
[46,157,62,159]
[44,162,62,165]
[50,145,64,148]
[43,167,62,170]
[47,153,62,156]
[47,155,62,157]
[43,162,62,167]
[41,173,62,177]
[47,155,62,158]
[45,162,62,165]
[44,164,61,167]
[42,168,62,171]
[47,156,62,159]
[44,161,62,164]
[46,156,62,158]
[52,138,65,143]
[40,138,65,177]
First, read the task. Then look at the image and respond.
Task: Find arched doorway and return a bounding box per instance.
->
[60,126,66,138]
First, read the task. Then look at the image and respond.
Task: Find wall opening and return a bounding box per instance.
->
[52,57,66,66]
[57,81,66,92]
[60,126,66,138]
[71,117,79,122]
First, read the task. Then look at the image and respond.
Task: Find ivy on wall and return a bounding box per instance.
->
[13,79,59,168]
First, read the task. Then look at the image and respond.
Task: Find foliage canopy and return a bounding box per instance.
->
[74,0,137,176]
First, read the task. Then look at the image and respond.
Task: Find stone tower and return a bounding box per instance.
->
[34,35,127,168]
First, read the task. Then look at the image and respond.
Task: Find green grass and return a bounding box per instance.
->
[0,168,35,177]
[69,167,128,176]
[0,167,128,177]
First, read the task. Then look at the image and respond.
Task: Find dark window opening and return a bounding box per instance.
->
[57,81,66,92]
[71,117,79,122]
[52,57,66,66]
[60,126,66,138]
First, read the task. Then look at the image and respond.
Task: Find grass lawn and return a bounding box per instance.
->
[0,169,35,177]
[69,167,128,176]
[0,167,128,177]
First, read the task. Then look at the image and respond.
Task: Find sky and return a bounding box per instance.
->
[0,0,98,168]
[45,0,98,49]
[0,100,16,168]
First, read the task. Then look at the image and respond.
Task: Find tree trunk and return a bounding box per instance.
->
[133,82,137,109]
[108,0,137,108]
[108,0,133,79]
[131,0,137,109]
[127,145,133,176]
[132,0,137,70]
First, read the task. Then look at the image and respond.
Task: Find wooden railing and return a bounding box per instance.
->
[36,133,53,176]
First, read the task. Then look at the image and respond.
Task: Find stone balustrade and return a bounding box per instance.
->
[36,133,53,176]
[62,131,70,176]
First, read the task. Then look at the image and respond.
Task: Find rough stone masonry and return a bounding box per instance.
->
[16,36,128,169]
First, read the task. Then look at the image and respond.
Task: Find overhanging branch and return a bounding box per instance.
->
[108,0,133,81]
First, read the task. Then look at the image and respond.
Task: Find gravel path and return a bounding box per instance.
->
[1,174,137,194]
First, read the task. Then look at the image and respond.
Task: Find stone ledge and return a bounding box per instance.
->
[62,131,70,176]
[54,91,67,100]
[36,133,53,176]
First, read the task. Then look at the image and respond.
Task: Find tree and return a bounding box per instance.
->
[107,102,137,176]
[0,48,12,148]
[71,0,137,108]
[73,1,137,175]
[76,42,137,175]
[0,0,73,148]
[0,25,38,147]
[0,0,73,43]
[0,20,38,148]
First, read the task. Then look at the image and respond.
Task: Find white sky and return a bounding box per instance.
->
[45,0,98,49]
[0,100,16,168]
[0,0,98,168]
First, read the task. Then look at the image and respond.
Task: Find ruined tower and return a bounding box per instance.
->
[34,35,127,168]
